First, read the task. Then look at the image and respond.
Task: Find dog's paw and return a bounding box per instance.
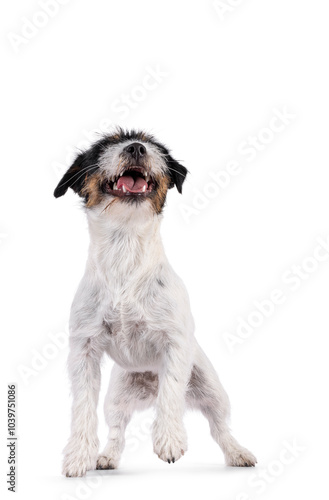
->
[62,439,98,477]
[153,422,187,464]
[226,447,257,467]
[63,453,97,477]
[96,454,119,470]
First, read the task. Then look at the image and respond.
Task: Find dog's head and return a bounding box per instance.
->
[54,129,188,214]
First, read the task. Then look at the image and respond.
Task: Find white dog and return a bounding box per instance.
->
[54,129,256,477]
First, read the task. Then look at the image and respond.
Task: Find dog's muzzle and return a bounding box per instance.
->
[103,142,157,198]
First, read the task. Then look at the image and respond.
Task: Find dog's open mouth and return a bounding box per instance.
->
[104,167,155,197]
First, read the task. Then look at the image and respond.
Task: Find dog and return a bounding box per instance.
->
[54,128,257,477]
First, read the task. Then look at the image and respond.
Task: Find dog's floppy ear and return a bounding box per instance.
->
[166,155,188,194]
[53,148,99,198]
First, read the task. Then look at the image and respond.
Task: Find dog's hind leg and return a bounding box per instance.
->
[97,365,158,469]
[186,345,257,467]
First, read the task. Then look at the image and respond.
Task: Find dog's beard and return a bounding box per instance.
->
[80,167,169,215]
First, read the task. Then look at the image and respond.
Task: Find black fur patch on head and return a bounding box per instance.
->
[53,138,108,198]
[145,139,188,194]
[165,154,188,194]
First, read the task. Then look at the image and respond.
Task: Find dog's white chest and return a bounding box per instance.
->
[70,221,193,372]
[98,279,165,371]
[102,308,161,372]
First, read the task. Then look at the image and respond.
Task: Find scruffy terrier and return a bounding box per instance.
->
[54,129,256,477]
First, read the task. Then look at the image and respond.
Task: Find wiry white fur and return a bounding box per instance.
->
[62,142,256,477]
[98,139,167,179]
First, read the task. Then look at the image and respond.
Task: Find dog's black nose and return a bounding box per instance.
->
[124,142,146,160]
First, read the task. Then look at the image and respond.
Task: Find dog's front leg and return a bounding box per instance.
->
[153,339,192,463]
[62,335,103,477]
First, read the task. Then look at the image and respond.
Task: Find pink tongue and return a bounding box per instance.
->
[117,175,147,192]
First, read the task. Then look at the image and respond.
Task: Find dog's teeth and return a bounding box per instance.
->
[113,182,117,190]
[142,185,146,192]
[120,172,123,177]
[122,186,127,193]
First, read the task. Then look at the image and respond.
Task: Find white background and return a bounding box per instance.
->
[1,0,329,499]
